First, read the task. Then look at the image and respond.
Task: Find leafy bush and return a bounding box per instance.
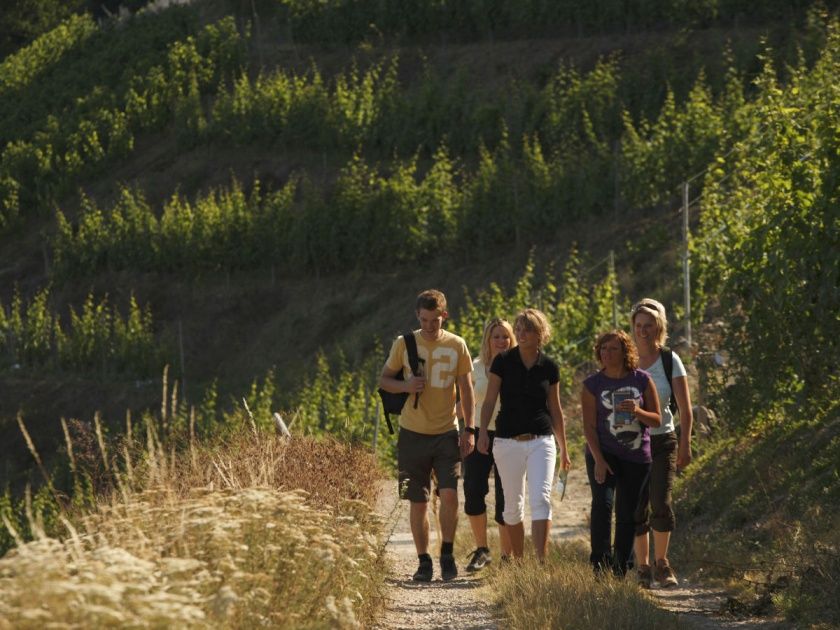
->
[694,21,840,420]
[0,13,244,229]
[0,13,95,96]
[451,250,624,389]
[0,0,87,59]
[0,286,163,375]
[670,24,839,626]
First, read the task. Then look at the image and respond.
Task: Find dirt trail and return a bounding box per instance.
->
[373,469,790,629]
[371,471,588,629]
[373,478,499,630]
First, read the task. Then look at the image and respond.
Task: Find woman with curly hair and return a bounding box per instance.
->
[582,330,661,575]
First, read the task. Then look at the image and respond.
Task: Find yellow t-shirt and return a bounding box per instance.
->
[385,329,473,435]
[472,358,501,432]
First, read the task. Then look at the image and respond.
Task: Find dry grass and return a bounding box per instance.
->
[0,420,386,629]
[488,540,681,629]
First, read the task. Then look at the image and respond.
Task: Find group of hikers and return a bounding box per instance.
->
[378,289,693,587]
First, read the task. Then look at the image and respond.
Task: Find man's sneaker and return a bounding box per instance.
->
[440,553,458,581]
[413,555,433,582]
[636,564,652,589]
[466,547,491,572]
[655,558,678,588]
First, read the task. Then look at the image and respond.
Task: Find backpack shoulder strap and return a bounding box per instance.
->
[403,331,420,376]
[660,346,678,414]
[660,346,673,383]
[403,331,422,410]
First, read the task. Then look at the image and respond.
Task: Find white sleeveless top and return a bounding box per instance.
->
[644,351,687,435]
[472,358,502,431]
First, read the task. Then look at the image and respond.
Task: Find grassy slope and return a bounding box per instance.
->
[672,396,840,625]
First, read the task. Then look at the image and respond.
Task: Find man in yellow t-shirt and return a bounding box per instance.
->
[379,289,475,582]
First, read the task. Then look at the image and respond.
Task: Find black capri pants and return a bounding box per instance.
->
[635,431,678,533]
[463,429,505,524]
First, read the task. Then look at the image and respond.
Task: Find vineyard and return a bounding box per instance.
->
[0,0,838,626]
[0,287,160,374]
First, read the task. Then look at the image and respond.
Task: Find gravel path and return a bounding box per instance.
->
[372,478,498,630]
[372,471,589,629]
[373,468,791,629]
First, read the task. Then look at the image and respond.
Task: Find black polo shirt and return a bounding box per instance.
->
[490,347,560,438]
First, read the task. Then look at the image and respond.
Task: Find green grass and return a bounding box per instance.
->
[672,397,840,627]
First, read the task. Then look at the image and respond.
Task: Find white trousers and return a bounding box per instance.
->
[493,435,556,525]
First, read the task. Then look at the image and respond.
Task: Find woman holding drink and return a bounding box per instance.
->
[582,330,661,575]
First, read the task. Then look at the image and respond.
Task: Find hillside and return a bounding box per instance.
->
[0,1,838,626]
[0,0,830,478]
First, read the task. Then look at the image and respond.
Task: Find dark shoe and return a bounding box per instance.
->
[466,547,491,572]
[637,564,652,589]
[413,556,433,582]
[655,558,678,588]
[440,553,458,581]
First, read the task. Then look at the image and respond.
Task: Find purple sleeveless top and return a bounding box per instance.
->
[584,369,652,464]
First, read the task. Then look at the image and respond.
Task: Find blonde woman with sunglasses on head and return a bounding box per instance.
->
[463,318,516,571]
[630,298,694,588]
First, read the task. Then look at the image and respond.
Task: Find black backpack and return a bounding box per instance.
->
[377,331,421,434]
[660,346,678,415]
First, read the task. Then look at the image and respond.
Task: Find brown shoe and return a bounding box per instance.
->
[655,558,678,587]
[637,564,652,589]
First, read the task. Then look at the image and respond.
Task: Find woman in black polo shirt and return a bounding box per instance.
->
[477,308,572,561]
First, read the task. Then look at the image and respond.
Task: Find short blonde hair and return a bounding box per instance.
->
[478,318,516,365]
[594,330,639,372]
[513,308,552,347]
[630,298,668,347]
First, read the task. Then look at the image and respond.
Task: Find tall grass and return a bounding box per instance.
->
[0,410,386,628]
[490,541,680,629]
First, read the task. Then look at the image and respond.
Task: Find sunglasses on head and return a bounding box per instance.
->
[631,301,659,314]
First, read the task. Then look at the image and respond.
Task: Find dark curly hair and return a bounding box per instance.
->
[594,330,639,373]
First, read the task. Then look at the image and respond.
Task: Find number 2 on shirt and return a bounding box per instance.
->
[411,346,458,388]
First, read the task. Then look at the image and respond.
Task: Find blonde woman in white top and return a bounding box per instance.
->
[463,318,516,571]
[631,298,693,588]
